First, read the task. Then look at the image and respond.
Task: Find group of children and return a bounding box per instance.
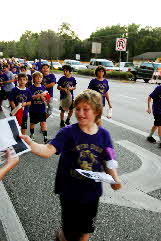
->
[0,64,117,241]
[2,62,161,241]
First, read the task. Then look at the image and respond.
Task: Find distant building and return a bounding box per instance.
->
[133,52,161,66]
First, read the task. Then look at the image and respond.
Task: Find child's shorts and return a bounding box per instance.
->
[60,196,99,240]
[29,112,46,124]
[154,114,161,126]
[21,115,28,129]
[59,103,74,112]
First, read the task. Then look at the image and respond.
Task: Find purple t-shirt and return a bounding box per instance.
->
[26,74,32,88]
[29,84,46,113]
[149,85,161,115]
[50,123,115,202]
[57,76,77,100]
[8,87,32,117]
[88,78,109,106]
[42,74,56,97]
[0,73,9,91]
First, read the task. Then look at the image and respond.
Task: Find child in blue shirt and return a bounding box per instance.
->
[21,89,121,241]
[41,64,56,118]
[147,85,161,147]
[9,73,32,135]
[57,64,77,127]
[0,67,9,111]
[29,71,49,143]
[88,65,112,125]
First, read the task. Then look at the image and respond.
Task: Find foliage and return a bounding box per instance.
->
[1,23,161,62]
[77,69,134,80]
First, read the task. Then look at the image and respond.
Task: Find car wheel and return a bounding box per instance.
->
[144,79,149,83]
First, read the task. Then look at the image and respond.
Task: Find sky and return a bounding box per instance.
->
[1,0,161,42]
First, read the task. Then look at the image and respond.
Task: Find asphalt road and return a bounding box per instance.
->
[1,75,161,241]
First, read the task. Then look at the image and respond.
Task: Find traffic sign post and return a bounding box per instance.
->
[76,54,80,60]
[116,38,127,63]
[92,42,101,57]
[116,38,127,51]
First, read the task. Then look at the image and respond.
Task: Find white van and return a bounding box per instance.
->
[63,59,87,71]
[87,59,119,71]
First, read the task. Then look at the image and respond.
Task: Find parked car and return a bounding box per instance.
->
[118,62,137,80]
[62,59,87,71]
[135,62,161,83]
[87,58,120,71]
[50,61,62,70]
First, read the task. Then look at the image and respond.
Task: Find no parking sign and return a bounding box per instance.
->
[116,38,127,51]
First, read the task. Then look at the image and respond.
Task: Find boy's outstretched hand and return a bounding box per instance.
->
[20,135,32,146]
[111,182,122,190]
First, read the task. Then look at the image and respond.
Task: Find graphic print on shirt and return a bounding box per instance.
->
[33,90,44,105]
[75,143,103,171]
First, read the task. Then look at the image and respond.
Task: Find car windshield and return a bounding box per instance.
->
[98,61,114,67]
[154,63,161,69]
[71,61,80,65]
[124,62,134,67]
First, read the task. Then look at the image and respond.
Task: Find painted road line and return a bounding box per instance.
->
[102,116,159,141]
[101,140,161,213]
[0,182,29,241]
[118,94,137,100]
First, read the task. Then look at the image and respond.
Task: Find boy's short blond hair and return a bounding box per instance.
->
[74,89,103,122]
[32,71,43,82]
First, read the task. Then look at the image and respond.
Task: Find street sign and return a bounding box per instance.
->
[92,42,101,54]
[116,38,127,51]
[76,54,80,60]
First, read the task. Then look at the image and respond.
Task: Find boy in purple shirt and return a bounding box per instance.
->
[41,64,56,118]
[21,89,121,241]
[29,71,49,143]
[88,65,112,125]
[57,64,77,127]
[147,85,161,147]
[20,66,32,88]
[0,67,9,111]
[9,73,32,134]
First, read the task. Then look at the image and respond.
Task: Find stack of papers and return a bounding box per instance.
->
[75,169,116,184]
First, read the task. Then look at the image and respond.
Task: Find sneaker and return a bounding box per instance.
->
[60,120,65,128]
[30,134,35,141]
[65,118,70,125]
[44,138,48,144]
[147,136,156,143]
[159,143,161,148]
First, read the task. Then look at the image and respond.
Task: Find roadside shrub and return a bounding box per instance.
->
[77,69,134,80]
[106,71,134,80]
[77,69,95,76]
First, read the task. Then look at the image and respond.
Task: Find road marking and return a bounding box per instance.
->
[118,94,137,100]
[0,181,29,241]
[101,116,159,141]
[101,140,161,213]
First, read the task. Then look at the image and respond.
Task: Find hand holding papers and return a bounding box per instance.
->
[0,117,31,159]
[75,169,116,184]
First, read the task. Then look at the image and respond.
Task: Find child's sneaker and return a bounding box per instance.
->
[107,108,112,119]
[60,120,65,128]
[30,134,35,141]
[65,118,70,125]
[147,136,156,143]
[44,137,48,144]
